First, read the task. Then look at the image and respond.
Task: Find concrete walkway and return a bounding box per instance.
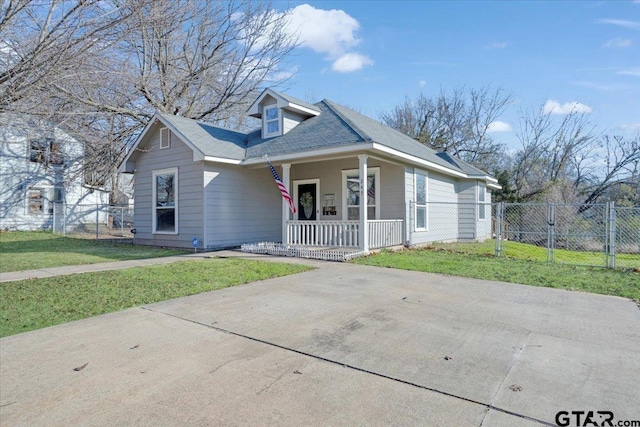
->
[0,250,328,283]
[1,255,639,426]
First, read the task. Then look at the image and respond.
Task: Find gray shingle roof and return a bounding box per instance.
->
[245,100,364,158]
[436,152,489,177]
[153,99,492,178]
[320,100,468,172]
[245,100,468,173]
[158,113,247,161]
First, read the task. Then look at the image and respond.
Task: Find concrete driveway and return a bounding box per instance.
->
[1,260,639,426]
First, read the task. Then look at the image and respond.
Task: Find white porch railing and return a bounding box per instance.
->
[287,220,360,247]
[368,219,404,249]
[286,219,404,249]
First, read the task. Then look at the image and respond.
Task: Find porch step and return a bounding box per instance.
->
[240,242,367,262]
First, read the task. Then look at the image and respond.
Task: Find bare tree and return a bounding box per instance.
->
[381,86,511,171]
[0,0,127,111]
[51,0,296,124]
[511,106,597,202]
[3,0,297,199]
[464,86,511,168]
[578,134,640,206]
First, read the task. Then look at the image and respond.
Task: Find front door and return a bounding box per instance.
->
[297,183,317,221]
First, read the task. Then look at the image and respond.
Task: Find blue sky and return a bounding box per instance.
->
[270,1,640,146]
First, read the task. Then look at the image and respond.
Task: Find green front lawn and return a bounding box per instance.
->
[0,231,188,273]
[354,242,639,301]
[0,258,312,337]
[428,239,639,267]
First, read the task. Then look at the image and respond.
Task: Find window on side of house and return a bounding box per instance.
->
[29,138,64,166]
[27,188,45,215]
[478,182,486,221]
[264,105,280,137]
[342,168,380,221]
[153,168,178,234]
[415,171,428,230]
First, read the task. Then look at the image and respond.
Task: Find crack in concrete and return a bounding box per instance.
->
[256,370,289,396]
[208,358,239,375]
[142,306,555,426]
[479,331,531,426]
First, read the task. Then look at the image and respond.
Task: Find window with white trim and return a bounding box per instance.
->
[478,182,486,220]
[153,168,178,233]
[342,168,380,220]
[263,105,280,137]
[415,171,428,230]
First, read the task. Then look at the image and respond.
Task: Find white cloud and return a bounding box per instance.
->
[485,42,508,49]
[617,67,640,76]
[604,38,633,48]
[285,4,373,73]
[331,53,373,72]
[487,120,513,133]
[419,80,426,88]
[597,18,640,30]
[542,100,593,115]
[288,4,360,55]
[621,123,640,132]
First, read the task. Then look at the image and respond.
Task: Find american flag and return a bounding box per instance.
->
[367,179,375,200]
[267,159,296,214]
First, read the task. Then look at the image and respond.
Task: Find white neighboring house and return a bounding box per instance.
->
[0,114,109,231]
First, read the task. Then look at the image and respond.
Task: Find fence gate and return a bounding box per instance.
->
[552,203,608,267]
[614,205,640,269]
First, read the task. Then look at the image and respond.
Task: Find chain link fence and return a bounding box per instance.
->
[26,200,638,268]
[52,203,134,240]
[494,202,639,269]
[611,207,640,268]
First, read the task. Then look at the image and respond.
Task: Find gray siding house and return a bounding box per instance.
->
[119,89,499,251]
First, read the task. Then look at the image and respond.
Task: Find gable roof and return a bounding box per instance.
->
[120,92,498,184]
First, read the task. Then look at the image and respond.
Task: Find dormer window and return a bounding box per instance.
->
[264,105,280,137]
[247,88,321,137]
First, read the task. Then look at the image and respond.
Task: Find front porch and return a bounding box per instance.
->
[269,153,407,253]
[241,219,404,262]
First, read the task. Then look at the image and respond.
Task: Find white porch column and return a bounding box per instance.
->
[358,154,369,252]
[281,163,291,244]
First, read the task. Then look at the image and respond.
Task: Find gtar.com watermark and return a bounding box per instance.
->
[555,411,639,427]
